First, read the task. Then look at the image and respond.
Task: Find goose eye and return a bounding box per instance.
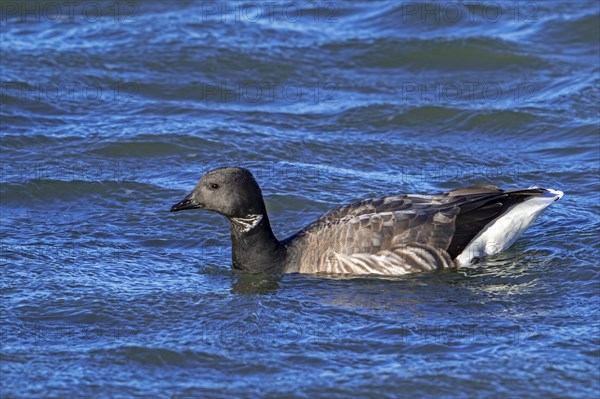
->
[210,183,219,190]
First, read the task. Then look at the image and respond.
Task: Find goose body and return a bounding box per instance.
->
[171,167,562,275]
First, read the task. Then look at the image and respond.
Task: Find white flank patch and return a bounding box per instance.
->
[230,214,263,233]
[456,188,562,266]
[544,188,564,199]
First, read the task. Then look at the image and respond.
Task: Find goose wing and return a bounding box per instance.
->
[291,186,543,274]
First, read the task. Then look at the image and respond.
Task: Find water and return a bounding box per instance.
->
[1,1,599,397]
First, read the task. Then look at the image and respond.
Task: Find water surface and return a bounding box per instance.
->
[1,1,599,398]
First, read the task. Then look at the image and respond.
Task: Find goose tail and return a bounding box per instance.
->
[455,187,563,265]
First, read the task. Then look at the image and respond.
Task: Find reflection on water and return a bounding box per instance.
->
[230,271,282,295]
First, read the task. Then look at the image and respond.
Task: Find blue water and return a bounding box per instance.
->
[1,1,599,398]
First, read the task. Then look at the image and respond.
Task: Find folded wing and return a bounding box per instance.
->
[292,185,545,274]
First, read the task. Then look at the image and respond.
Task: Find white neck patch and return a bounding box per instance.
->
[230,214,263,233]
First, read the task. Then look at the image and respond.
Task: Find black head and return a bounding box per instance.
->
[171,167,266,218]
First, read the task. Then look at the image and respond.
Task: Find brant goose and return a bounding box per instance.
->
[171,167,562,275]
